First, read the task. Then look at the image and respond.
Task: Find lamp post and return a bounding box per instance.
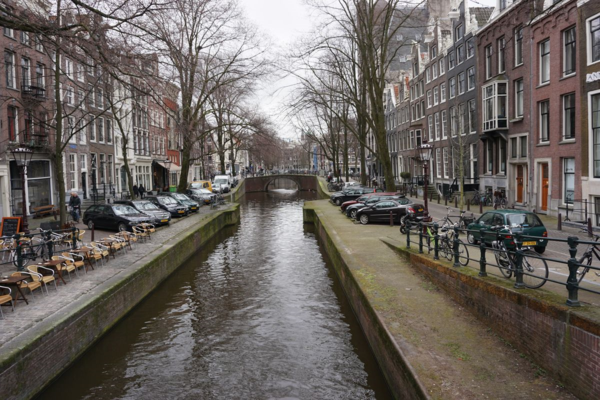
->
[164,158,172,192]
[417,143,433,214]
[11,147,34,233]
[91,156,97,204]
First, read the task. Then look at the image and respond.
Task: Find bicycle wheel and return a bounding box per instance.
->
[442,240,453,261]
[521,250,549,289]
[576,255,592,283]
[456,240,470,266]
[11,243,34,268]
[494,248,512,278]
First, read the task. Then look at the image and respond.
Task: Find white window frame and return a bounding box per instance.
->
[514,79,524,118]
[440,82,446,103]
[467,67,475,91]
[433,86,439,105]
[539,100,550,143]
[515,26,523,67]
[443,147,449,178]
[563,26,576,77]
[563,93,576,140]
[428,115,433,141]
[436,148,442,178]
[434,112,440,140]
[540,39,550,84]
[441,110,447,139]
[485,45,493,79]
[587,13,600,66]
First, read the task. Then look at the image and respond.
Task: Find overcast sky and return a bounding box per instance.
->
[239,0,497,139]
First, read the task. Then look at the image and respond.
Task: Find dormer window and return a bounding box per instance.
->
[455,24,464,41]
[431,45,437,59]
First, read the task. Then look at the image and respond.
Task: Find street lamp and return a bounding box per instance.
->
[164,158,172,192]
[417,143,433,214]
[11,147,34,233]
[91,156,97,204]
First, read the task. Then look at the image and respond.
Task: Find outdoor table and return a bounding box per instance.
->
[37,260,68,285]
[70,248,95,272]
[0,275,30,305]
[98,239,118,259]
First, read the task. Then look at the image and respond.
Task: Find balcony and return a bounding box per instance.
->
[22,85,46,100]
[482,81,508,132]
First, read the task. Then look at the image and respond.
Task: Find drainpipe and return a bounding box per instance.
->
[528,28,534,211]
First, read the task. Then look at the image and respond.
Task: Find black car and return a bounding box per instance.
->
[146,195,188,217]
[160,192,200,213]
[83,204,153,232]
[346,196,409,219]
[186,188,216,205]
[114,200,171,226]
[330,187,375,206]
[355,199,419,225]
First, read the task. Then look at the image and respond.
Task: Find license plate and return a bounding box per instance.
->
[417,208,423,212]
[178,210,185,214]
[191,207,197,210]
[161,219,168,223]
[522,241,536,246]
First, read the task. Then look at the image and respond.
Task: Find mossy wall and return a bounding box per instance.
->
[0,206,240,400]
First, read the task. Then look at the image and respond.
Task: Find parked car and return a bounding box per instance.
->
[466,210,548,254]
[346,195,409,219]
[330,187,376,206]
[145,195,188,217]
[213,175,232,193]
[114,200,171,226]
[188,180,213,193]
[83,204,153,232]
[161,192,200,213]
[187,188,216,205]
[340,192,402,212]
[355,199,421,225]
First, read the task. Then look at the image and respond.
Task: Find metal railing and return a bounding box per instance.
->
[401,221,600,307]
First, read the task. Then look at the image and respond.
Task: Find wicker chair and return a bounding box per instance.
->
[26,265,58,294]
[0,285,14,319]
[11,272,44,297]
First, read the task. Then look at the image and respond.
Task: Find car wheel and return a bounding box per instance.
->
[335,198,342,206]
[467,233,478,245]
[118,222,128,232]
[359,214,369,225]
[534,246,546,254]
[87,220,95,230]
[350,210,357,219]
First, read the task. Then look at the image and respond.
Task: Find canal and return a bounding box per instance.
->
[39,187,392,399]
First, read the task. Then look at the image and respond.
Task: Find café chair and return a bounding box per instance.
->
[0,285,15,319]
[62,252,86,274]
[26,265,58,294]
[51,255,77,280]
[11,272,44,297]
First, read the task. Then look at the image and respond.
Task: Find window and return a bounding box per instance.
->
[563,93,575,140]
[590,15,600,64]
[428,115,433,141]
[77,119,85,144]
[539,100,550,142]
[458,72,465,94]
[106,119,112,143]
[540,39,550,84]
[34,35,43,52]
[97,118,104,142]
[443,147,449,178]
[448,51,456,69]
[515,26,523,66]
[499,139,506,174]
[520,136,527,157]
[455,24,464,41]
[21,58,30,89]
[5,51,15,88]
[78,89,84,107]
[96,88,103,108]
[593,93,600,177]
[487,140,494,173]
[498,37,506,73]
[470,143,478,180]
[80,154,87,171]
[432,62,438,79]
[459,103,466,135]
[485,45,493,79]
[564,158,575,204]
[88,89,95,107]
[416,130,422,147]
[439,59,445,75]
[89,116,96,141]
[450,106,457,136]
[426,68,430,83]
[434,112,440,140]
[433,86,439,104]
[440,82,446,102]
[66,58,73,79]
[76,63,84,82]
[563,27,576,76]
[3,6,13,38]
[107,155,114,184]
[36,63,44,88]
[7,106,17,141]
[99,154,106,184]
[431,45,437,59]
[457,45,465,64]
[482,81,508,131]
[436,148,442,178]
[500,0,507,10]
[467,38,474,58]
[514,79,524,118]
[441,110,447,138]
[427,90,432,107]
[449,77,456,98]
[469,100,476,133]
[511,137,517,158]
[24,111,33,142]
[467,67,475,90]
[69,154,76,189]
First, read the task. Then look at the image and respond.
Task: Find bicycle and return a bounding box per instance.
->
[493,195,507,209]
[10,233,51,268]
[576,233,600,283]
[437,208,473,230]
[490,225,549,289]
[422,223,470,266]
[327,181,343,192]
[210,193,226,209]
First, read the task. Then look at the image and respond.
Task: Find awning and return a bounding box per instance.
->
[154,160,182,172]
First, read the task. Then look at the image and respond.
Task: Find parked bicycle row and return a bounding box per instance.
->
[0,224,156,319]
[401,216,600,306]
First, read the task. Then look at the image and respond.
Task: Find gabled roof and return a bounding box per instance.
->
[469,7,493,27]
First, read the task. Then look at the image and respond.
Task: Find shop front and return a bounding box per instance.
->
[9,159,53,216]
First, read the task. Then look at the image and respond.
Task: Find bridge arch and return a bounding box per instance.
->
[244,174,319,193]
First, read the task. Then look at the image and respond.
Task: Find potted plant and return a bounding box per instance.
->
[400,171,411,182]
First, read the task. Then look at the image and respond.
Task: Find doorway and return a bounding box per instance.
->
[516,165,524,203]
[540,163,549,211]
[81,172,87,200]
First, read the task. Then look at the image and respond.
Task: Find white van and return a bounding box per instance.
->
[213,175,232,193]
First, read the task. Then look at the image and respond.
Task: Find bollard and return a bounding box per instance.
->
[557,213,562,231]
[479,200,483,214]
[479,240,487,277]
[437,195,440,204]
[15,234,24,272]
[445,196,448,206]
[467,199,470,211]
[418,222,424,254]
[513,233,525,289]
[406,223,411,249]
[430,192,433,202]
[588,218,593,238]
[72,227,78,249]
[91,221,95,242]
[454,197,458,209]
[566,236,581,307]
[46,230,53,260]
[390,211,394,227]
[585,199,588,222]
[433,223,439,260]
[453,226,460,267]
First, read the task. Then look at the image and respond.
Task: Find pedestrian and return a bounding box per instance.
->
[139,184,146,199]
[68,192,81,223]
[133,184,139,199]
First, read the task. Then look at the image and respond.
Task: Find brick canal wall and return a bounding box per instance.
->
[0,206,240,400]
[382,239,600,400]
[303,207,429,400]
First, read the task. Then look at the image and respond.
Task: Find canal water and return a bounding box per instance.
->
[39,186,392,399]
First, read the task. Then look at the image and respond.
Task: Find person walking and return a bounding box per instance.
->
[139,184,146,199]
[68,192,81,223]
[133,184,139,199]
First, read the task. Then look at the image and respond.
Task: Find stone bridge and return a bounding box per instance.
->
[244,174,319,193]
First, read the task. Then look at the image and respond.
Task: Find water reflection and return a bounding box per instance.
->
[39,190,391,400]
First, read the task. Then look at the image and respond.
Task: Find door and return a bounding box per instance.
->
[516,165,524,203]
[540,163,548,211]
[81,172,87,200]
